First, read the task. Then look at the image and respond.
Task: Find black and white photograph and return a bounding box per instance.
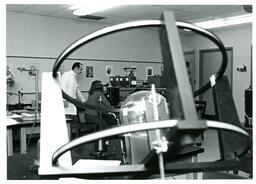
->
[4,2,254,181]
[105,65,113,77]
[86,66,94,78]
[146,66,153,77]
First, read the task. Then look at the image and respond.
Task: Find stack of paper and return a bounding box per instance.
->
[7,113,22,119]
[7,118,20,126]
[21,112,36,121]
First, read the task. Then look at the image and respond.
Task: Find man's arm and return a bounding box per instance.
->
[76,87,86,103]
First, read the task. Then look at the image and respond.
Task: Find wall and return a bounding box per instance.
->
[6,12,165,104]
[184,24,252,121]
[7,12,194,105]
[8,12,250,122]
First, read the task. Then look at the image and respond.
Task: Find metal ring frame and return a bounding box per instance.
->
[52,119,249,165]
[52,20,228,111]
[50,20,246,172]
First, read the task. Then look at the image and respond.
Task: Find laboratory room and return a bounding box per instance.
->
[6,4,253,180]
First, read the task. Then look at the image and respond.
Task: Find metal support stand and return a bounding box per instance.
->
[37,11,249,179]
[159,11,199,179]
[114,114,128,164]
[18,67,40,151]
[90,96,115,159]
[151,84,167,179]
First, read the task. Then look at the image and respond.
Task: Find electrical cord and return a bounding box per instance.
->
[26,113,39,152]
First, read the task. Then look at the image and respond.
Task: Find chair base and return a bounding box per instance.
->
[89,139,115,159]
[89,151,116,160]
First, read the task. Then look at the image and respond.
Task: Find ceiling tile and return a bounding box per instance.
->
[6,4,249,25]
[6,4,33,12]
[23,4,70,16]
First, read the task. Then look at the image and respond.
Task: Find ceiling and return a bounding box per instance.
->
[6,4,251,25]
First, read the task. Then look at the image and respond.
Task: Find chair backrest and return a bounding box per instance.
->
[195,100,207,118]
[77,110,86,123]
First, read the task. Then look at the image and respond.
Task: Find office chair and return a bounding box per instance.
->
[64,101,78,139]
[195,100,207,143]
[89,97,127,161]
[89,112,117,160]
[195,100,207,119]
[65,103,96,139]
[74,110,97,138]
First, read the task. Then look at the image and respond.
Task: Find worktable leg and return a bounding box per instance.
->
[67,123,71,140]
[7,128,13,156]
[20,127,27,154]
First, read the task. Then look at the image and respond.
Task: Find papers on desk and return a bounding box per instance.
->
[7,113,21,126]
[7,112,40,126]
[21,112,35,120]
[73,159,121,167]
[11,109,29,114]
[20,112,40,121]
[7,113,22,119]
[7,118,20,126]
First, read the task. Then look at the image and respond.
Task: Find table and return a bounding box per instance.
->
[7,116,71,156]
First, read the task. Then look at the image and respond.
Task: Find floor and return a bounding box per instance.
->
[7,138,40,180]
[7,129,252,180]
[7,133,124,180]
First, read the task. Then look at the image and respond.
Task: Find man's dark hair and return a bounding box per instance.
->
[72,62,83,70]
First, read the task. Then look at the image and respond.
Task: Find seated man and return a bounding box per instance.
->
[85,80,117,130]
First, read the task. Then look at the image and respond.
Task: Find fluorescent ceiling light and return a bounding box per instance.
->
[71,3,119,16]
[194,14,252,29]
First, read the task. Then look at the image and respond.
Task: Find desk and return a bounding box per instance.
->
[7,117,71,156]
[119,87,167,101]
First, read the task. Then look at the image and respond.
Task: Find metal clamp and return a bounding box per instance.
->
[152,136,168,154]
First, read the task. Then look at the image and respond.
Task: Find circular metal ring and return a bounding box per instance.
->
[52,20,227,110]
[52,119,248,166]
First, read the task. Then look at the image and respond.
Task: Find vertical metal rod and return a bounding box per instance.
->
[151,84,165,179]
[97,96,104,153]
[99,96,102,130]
[27,69,39,150]
[116,116,127,164]
[35,69,39,116]
[34,69,39,126]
